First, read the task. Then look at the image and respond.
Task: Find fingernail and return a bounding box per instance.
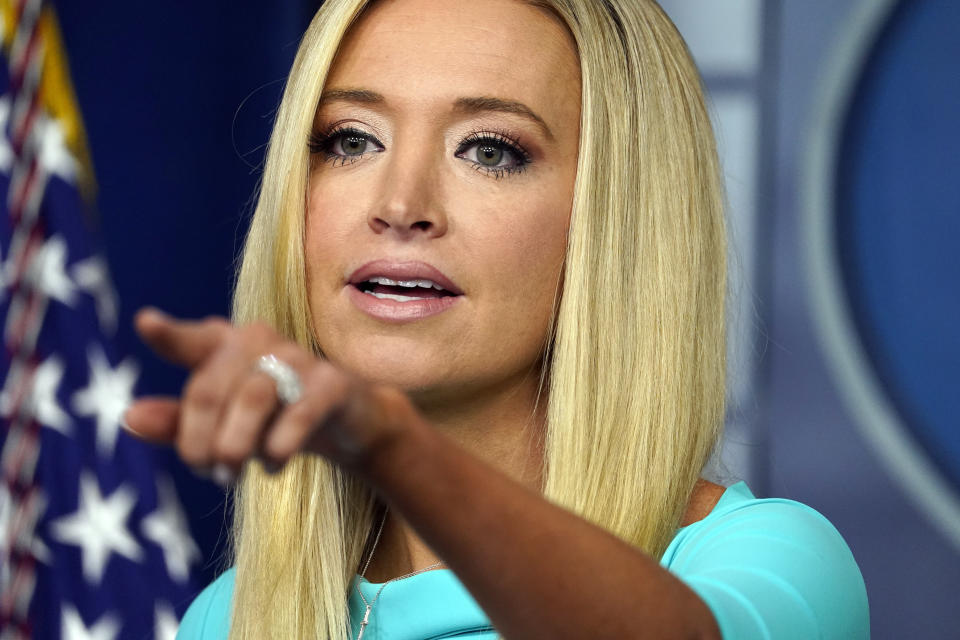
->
[141,307,167,321]
[119,410,141,437]
[211,464,236,487]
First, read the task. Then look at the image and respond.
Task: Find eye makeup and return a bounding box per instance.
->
[308,125,384,168]
[455,129,532,179]
[307,124,533,178]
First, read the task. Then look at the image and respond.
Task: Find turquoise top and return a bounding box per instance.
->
[176,481,869,639]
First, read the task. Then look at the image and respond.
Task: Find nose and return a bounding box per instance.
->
[368,143,448,240]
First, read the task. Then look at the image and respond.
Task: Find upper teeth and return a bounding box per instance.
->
[367,276,444,290]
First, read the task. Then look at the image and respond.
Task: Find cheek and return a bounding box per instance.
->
[304,178,365,282]
[483,192,571,338]
[306,180,343,244]
[303,179,363,346]
[512,184,571,282]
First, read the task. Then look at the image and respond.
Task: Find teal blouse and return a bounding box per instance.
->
[176,481,869,639]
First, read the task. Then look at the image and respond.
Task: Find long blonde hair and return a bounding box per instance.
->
[227,1,726,637]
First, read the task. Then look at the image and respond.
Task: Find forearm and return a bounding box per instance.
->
[358,418,722,640]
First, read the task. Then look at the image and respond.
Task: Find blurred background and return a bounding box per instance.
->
[0,0,956,638]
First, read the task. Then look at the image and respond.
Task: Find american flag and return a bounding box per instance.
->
[0,1,202,638]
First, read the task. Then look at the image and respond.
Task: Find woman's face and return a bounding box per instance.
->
[305,0,581,405]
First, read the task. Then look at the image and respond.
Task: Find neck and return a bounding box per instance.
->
[361,368,546,583]
[415,370,547,491]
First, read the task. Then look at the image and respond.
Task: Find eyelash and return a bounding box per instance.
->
[307,126,532,178]
[308,126,379,168]
[455,130,531,179]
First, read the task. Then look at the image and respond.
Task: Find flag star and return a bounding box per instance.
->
[141,477,200,583]
[154,602,181,640]
[72,346,139,459]
[49,473,143,585]
[0,356,71,436]
[37,109,78,183]
[61,605,120,640]
[0,93,78,182]
[71,256,119,334]
[30,235,78,306]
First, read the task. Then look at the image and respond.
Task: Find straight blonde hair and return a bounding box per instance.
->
[227,1,726,637]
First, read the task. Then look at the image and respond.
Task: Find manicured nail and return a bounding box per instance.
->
[119,410,141,437]
[140,307,169,322]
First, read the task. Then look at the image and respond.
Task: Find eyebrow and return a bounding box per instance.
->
[318,89,554,140]
[318,88,384,105]
[453,97,554,141]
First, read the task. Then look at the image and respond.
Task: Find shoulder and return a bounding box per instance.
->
[177,568,236,640]
[663,482,869,640]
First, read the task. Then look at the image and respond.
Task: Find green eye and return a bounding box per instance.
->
[454,132,531,178]
[308,127,384,166]
[477,144,503,166]
[341,135,368,156]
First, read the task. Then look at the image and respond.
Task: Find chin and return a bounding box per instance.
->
[324,340,454,391]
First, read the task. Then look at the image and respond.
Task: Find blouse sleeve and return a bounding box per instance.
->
[666,499,869,640]
[176,568,235,640]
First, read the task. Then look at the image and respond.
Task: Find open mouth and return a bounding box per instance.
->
[354,276,459,302]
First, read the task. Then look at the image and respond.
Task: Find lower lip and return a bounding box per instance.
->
[346,285,463,323]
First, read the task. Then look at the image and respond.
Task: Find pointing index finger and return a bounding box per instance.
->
[135,308,231,369]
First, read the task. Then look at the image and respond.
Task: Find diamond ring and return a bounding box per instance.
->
[254,354,303,405]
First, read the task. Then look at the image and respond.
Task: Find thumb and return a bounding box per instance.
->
[122,396,180,444]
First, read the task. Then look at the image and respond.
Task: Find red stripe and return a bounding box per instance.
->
[8,420,37,483]
[9,160,40,224]
[14,266,48,348]
[11,90,42,158]
[3,365,36,435]
[0,548,36,621]
[3,224,44,308]
[2,464,38,498]
[3,301,39,428]
[3,1,54,632]
[6,484,38,551]
[9,21,40,98]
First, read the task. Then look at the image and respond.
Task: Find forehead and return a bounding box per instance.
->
[324,0,580,121]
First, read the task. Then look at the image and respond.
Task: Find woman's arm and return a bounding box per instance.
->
[356,405,722,640]
[127,311,721,639]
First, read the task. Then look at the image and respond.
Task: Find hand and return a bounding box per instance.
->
[123,308,420,477]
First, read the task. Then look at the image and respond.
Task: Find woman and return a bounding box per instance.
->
[125,0,869,638]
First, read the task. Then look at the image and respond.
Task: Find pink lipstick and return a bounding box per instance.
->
[346,260,463,323]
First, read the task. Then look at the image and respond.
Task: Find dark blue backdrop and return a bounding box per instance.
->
[54,1,317,584]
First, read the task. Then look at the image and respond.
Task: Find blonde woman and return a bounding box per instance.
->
[125,0,869,638]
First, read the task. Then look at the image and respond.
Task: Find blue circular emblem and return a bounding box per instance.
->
[805,0,960,548]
